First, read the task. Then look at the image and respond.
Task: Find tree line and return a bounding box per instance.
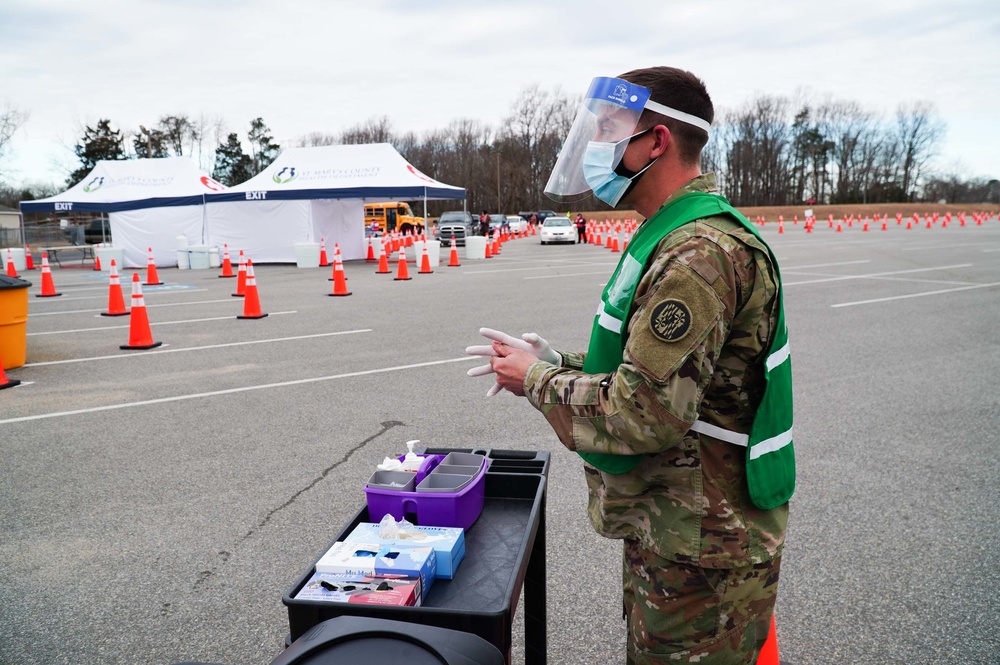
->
[2,88,997,213]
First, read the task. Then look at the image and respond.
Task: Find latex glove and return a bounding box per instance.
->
[466,328,562,396]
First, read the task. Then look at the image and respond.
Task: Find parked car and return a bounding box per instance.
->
[488,214,508,233]
[506,215,526,233]
[536,210,558,222]
[84,217,112,244]
[539,216,575,244]
[435,210,475,247]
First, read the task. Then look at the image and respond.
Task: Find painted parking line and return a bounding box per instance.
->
[29,298,241,317]
[27,288,208,304]
[0,355,475,426]
[902,243,993,252]
[524,270,616,280]
[464,261,618,275]
[785,264,972,287]
[831,282,1000,308]
[27,311,298,336]
[23,329,371,367]
[782,260,871,271]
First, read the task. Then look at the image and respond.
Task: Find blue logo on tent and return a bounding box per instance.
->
[273,166,297,184]
[83,176,105,193]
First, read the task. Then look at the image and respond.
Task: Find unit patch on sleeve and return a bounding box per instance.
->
[649,299,691,342]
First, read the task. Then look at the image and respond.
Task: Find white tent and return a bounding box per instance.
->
[203,143,465,262]
[19,157,226,268]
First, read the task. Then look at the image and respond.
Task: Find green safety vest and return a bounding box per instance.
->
[579,191,795,509]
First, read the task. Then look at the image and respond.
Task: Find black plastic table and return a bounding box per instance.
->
[282,448,549,665]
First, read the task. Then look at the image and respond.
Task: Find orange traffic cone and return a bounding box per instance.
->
[418,244,433,274]
[144,247,163,286]
[232,250,247,297]
[6,248,17,277]
[778,220,784,235]
[24,246,35,270]
[100,259,129,317]
[120,274,162,350]
[447,238,461,267]
[237,260,267,319]
[328,251,352,297]
[35,253,62,297]
[319,238,330,267]
[375,242,391,274]
[365,236,376,262]
[219,244,234,277]
[485,239,492,259]
[0,351,20,390]
[93,251,102,271]
[328,244,348,281]
[611,232,620,252]
[754,615,780,665]
[393,247,412,281]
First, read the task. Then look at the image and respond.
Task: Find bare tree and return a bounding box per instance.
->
[498,85,577,208]
[340,116,394,145]
[895,101,945,201]
[298,132,338,147]
[718,94,793,206]
[0,102,30,180]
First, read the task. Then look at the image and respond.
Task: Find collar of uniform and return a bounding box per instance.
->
[635,173,719,227]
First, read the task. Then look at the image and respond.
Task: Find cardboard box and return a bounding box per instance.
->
[344,522,466,580]
[294,571,421,607]
[315,541,436,599]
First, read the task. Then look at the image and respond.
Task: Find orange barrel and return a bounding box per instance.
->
[0,274,31,369]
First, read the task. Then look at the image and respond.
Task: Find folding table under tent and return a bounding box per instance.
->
[202,143,466,262]
[19,157,227,268]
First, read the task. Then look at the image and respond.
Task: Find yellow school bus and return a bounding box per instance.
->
[364,202,425,235]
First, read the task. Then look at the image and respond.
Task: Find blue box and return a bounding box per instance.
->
[314,541,436,599]
[344,522,466,580]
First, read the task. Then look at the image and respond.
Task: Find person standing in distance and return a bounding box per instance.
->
[575,213,587,243]
[469,67,795,664]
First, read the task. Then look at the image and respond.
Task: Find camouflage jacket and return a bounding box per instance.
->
[524,174,788,568]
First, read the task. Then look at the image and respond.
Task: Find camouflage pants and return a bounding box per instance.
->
[623,539,781,664]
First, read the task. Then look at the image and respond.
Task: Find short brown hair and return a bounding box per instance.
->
[619,66,713,166]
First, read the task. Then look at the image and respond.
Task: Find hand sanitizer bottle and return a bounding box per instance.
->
[401,440,424,472]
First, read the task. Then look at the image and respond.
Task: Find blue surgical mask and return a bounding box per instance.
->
[582,129,655,207]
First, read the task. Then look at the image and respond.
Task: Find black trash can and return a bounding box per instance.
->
[269,616,505,665]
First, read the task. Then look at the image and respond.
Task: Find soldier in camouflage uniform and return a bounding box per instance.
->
[478,67,793,664]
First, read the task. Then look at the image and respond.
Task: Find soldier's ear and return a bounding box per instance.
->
[649,125,671,160]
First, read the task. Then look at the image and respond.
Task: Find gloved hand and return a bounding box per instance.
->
[466,328,562,396]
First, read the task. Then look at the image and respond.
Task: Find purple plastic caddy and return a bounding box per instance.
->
[365,454,490,530]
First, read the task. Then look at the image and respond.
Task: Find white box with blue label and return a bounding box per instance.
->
[344,522,465,580]
[314,541,436,599]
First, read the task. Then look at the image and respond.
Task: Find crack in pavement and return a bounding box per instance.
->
[192,419,405,589]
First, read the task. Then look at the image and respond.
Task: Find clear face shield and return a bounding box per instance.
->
[544,76,711,207]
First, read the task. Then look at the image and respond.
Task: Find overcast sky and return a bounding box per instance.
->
[2,0,998,189]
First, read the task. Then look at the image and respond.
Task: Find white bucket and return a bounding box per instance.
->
[294,242,320,268]
[464,236,487,260]
[95,246,124,271]
[415,240,441,267]
[187,245,212,270]
[4,247,26,272]
[176,235,190,269]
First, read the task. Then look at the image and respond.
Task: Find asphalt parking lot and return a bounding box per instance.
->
[2,216,999,664]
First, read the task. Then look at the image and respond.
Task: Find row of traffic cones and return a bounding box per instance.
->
[114,255,267,349]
